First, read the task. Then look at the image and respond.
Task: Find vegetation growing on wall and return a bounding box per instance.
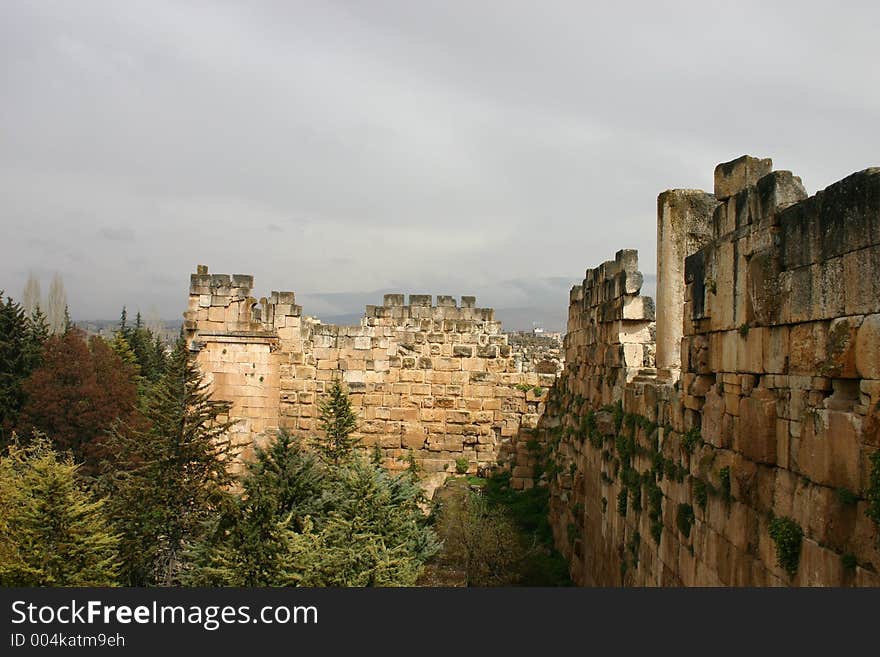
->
[768,516,803,577]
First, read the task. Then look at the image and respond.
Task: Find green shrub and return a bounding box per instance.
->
[693,478,708,510]
[768,516,803,577]
[836,487,858,506]
[455,457,469,475]
[719,466,732,502]
[627,531,641,567]
[676,503,695,538]
[682,427,702,455]
[867,451,880,536]
[617,489,628,517]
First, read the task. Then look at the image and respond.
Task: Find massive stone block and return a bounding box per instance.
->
[737,389,777,464]
[714,155,773,201]
[656,190,718,378]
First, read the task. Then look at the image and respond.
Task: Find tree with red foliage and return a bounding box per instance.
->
[17,329,140,475]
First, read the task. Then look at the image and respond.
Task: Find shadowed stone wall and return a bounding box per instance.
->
[512,156,880,586]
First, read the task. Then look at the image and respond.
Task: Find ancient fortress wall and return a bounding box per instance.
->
[183,273,557,487]
[513,156,880,586]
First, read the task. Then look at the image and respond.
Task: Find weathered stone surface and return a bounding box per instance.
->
[714,155,773,200]
[797,410,861,492]
[656,189,717,377]
[855,314,880,379]
[737,389,777,464]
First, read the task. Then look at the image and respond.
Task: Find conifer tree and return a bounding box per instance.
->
[0,435,120,586]
[0,293,41,446]
[314,455,440,586]
[102,339,238,586]
[109,331,140,374]
[184,431,439,587]
[29,305,49,345]
[314,379,359,464]
[183,431,326,586]
[118,306,128,337]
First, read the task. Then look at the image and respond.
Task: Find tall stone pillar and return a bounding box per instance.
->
[655,189,717,380]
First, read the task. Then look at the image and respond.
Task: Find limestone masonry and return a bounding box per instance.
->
[184,275,557,492]
[505,155,880,586]
[185,153,880,586]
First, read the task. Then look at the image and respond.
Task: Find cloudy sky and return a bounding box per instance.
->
[2,1,878,327]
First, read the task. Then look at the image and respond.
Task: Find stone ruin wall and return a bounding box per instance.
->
[510,156,880,586]
[183,275,558,492]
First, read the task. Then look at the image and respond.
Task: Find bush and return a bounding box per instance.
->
[676,503,695,538]
[768,516,803,577]
[693,478,708,510]
[455,457,469,475]
[719,466,732,502]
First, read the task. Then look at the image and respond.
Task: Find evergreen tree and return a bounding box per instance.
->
[184,432,439,587]
[153,333,168,377]
[101,339,238,586]
[0,293,41,446]
[109,331,140,374]
[183,431,327,586]
[24,305,49,371]
[314,379,359,464]
[29,305,49,344]
[0,435,120,586]
[118,306,129,339]
[310,455,439,586]
[63,304,72,333]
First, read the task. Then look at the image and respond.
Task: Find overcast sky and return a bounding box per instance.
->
[2,1,878,322]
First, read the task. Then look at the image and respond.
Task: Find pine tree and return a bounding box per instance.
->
[153,333,168,377]
[314,379,360,464]
[0,293,39,446]
[63,304,72,333]
[184,432,439,587]
[25,305,49,370]
[109,331,140,374]
[183,431,327,586]
[101,339,238,586]
[0,435,120,586]
[118,306,129,339]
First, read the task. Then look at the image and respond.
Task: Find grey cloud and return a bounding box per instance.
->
[100,227,135,241]
[1,0,877,321]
